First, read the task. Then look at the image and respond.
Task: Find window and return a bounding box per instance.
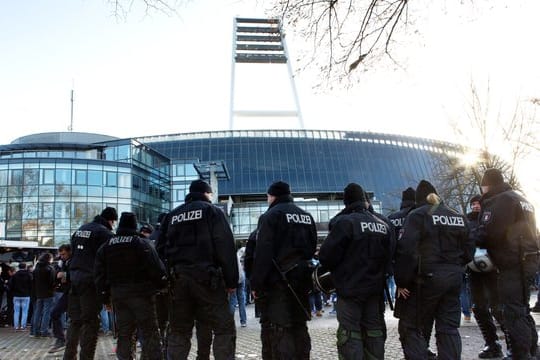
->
[42,169,55,184]
[106,172,117,187]
[75,170,87,185]
[88,171,102,186]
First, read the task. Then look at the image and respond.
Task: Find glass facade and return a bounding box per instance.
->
[141,129,456,238]
[0,135,170,246]
[0,130,462,244]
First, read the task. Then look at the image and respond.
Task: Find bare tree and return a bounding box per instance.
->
[106,0,181,19]
[433,81,539,212]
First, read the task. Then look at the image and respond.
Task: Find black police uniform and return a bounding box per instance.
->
[95,213,167,360]
[250,192,317,360]
[387,188,416,238]
[395,181,473,360]
[64,213,115,360]
[476,181,538,359]
[467,209,506,358]
[156,191,238,360]
[319,198,394,360]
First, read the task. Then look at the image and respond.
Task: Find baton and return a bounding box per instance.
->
[272,259,312,321]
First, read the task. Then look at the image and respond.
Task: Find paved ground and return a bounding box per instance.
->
[1,303,539,359]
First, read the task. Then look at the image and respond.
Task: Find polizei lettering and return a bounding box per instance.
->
[286,213,312,225]
[74,230,91,238]
[109,236,134,245]
[432,215,465,227]
[171,209,203,224]
[390,218,404,227]
[361,222,388,234]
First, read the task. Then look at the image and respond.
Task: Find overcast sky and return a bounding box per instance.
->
[1,1,539,207]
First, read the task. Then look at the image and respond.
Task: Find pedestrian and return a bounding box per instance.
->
[319,183,394,359]
[8,262,33,331]
[95,211,167,360]
[475,168,539,359]
[156,179,238,360]
[395,180,473,360]
[229,246,247,327]
[48,244,72,353]
[63,206,117,360]
[31,252,56,337]
[250,181,317,359]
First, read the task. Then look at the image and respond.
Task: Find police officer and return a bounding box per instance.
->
[395,180,473,360]
[388,187,416,237]
[475,168,538,360]
[156,179,238,360]
[63,206,117,360]
[466,195,506,358]
[319,183,394,359]
[94,212,166,360]
[250,181,317,359]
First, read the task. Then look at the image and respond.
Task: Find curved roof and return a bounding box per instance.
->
[10,132,118,145]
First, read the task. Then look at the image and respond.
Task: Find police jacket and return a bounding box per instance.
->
[388,200,415,239]
[95,227,167,303]
[394,199,473,289]
[250,195,317,292]
[69,215,114,284]
[319,201,394,299]
[476,183,538,271]
[33,260,56,299]
[244,230,257,280]
[8,269,33,297]
[156,192,238,289]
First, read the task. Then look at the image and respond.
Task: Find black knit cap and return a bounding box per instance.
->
[469,195,481,205]
[402,187,416,202]
[118,212,138,231]
[140,223,154,234]
[267,181,291,197]
[189,179,212,194]
[343,183,366,205]
[101,207,118,221]
[480,168,504,187]
[415,180,437,203]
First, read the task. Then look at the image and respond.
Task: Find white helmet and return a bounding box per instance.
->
[467,248,495,272]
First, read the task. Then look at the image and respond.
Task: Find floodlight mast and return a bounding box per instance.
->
[229,17,304,130]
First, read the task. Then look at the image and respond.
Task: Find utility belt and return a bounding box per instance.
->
[170,264,223,290]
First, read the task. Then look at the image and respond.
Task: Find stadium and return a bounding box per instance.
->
[0,129,463,248]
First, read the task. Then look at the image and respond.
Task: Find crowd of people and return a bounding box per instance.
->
[0,167,538,360]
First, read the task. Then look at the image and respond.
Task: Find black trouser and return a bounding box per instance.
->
[265,285,311,360]
[398,270,462,360]
[195,320,212,360]
[497,269,538,360]
[336,295,386,360]
[113,295,162,360]
[255,294,273,360]
[469,271,504,346]
[51,292,68,342]
[63,281,101,360]
[167,273,236,360]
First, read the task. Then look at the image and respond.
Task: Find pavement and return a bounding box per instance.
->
[1,302,539,360]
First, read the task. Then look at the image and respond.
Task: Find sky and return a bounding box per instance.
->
[1,1,539,205]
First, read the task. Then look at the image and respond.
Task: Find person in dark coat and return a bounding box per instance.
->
[48,243,72,353]
[395,180,473,360]
[156,180,238,360]
[31,252,56,337]
[9,262,33,331]
[466,194,506,358]
[63,206,117,360]
[319,183,394,360]
[474,168,539,360]
[250,181,317,360]
[95,212,167,360]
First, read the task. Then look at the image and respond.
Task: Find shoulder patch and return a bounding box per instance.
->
[481,211,492,223]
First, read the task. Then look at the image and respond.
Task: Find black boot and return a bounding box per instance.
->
[479,343,503,359]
